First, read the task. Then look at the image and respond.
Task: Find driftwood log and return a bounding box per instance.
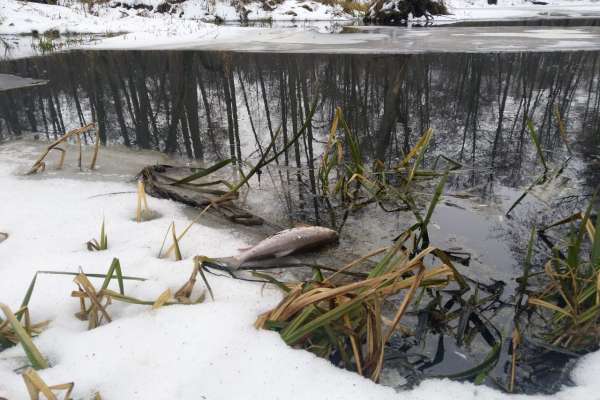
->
[138,164,264,226]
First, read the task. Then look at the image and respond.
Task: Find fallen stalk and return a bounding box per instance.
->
[27,123,98,175]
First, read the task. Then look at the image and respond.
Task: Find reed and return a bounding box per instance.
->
[318,107,455,232]
[255,232,464,382]
[0,304,49,370]
[70,258,207,329]
[22,368,74,400]
[529,201,600,352]
[27,123,98,175]
[135,180,152,222]
[86,218,108,251]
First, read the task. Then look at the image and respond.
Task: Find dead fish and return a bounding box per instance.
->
[227,226,339,268]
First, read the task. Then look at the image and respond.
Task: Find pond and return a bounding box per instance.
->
[0,25,599,394]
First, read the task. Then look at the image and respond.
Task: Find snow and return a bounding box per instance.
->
[0,141,391,399]
[85,25,600,53]
[0,0,209,35]
[86,26,389,50]
[0,0,351,36]
[3,0,600,38]
[444,0,600,20]
[1,140,600,399]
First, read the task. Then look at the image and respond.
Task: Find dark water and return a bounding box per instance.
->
[0,49,599,393]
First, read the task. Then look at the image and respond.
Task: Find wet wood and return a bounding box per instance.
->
[138,164,265,226]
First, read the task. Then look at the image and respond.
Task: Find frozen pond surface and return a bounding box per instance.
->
[0,73,47,92]
[92,25,600,53]
[3,18,600,59]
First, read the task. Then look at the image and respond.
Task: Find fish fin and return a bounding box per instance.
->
[213,256,242,270]
[237,246,253,252]
[274,249,295,258]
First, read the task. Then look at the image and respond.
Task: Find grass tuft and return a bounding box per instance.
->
[529,201,600,352]
[86,218,108,251]
[0,304,49,370]
[255,233,463,382]
[135,180,156,222]
[27,123,98,175]
[22,368,74,400]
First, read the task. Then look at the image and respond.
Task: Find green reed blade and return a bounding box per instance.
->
[171,159,233,186]
[526,119,548,173]
[0,304,48,370]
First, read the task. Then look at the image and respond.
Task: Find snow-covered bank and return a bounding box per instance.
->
[0,0,352,36]
[0,0,208,35]
[2,0,600,37]
[1,140,600,399]
[445,0,600,20]
[0,141,390,399]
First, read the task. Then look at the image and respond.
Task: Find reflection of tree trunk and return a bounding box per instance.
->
[279,68,292,214]
[0,94,22,136]
[126,60,150,149]
[23,62,39,134]
[67,63,86,129]
[491,55,512,167]
[182,52,204,160]
[470,63,482,167]
[46,90,60,139]
[197,70,218,157]
[180,113,193,159]
[91,59,107,144]
[24,93,37,133]
[51,89,65,134]
[583,54,598,124]
[362,67,373,151]
[238,70,263,158]
[183,53,203,160]
[375,68,403,162]
[223,68,237,164]
[419,60,430,135]
[129,55,153,149]
[279,70,289,169]
[300,71,320,223]
[102,55,130,147]
[257,64,278,161]
[590,69,600,133]
[115,59,137,130]
[289,63,304,208]
[350,59,358,131]
[517,55,542,164]
[135,54,160,149]
[158,72,170,147]
[556,54,585,142]
[165,54,186,155]
[459,57,482,163]
[38,96,49,139]
[228,67,242,163]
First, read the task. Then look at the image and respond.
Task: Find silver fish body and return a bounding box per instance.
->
[234,226,338,266]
